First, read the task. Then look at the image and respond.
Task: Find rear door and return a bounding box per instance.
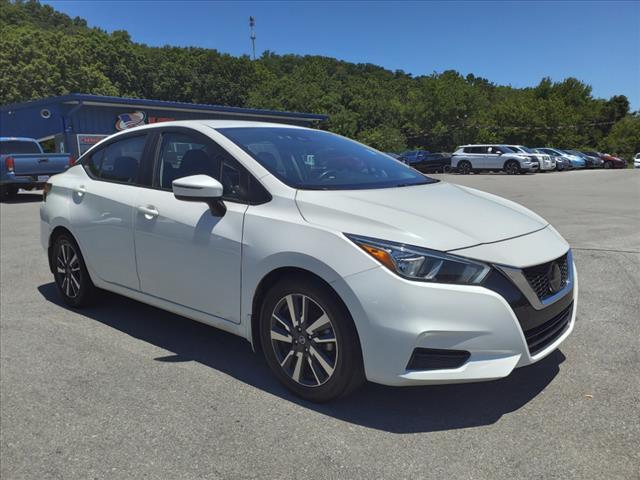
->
[468,146,488,169]
[132,128,248,324]
[72,133,151,290]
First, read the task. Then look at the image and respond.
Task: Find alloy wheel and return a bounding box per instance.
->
[56,241,81,298]
[269,294,338,387]
[458,161,471,174]
[505,161,519,175]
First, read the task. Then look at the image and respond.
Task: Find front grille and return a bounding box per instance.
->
[524,303,573,355]
[522,253,569,300]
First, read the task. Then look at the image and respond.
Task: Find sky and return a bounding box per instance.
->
[43,0,640,110]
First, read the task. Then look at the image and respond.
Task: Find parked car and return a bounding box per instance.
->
[451,144,539,174]
[577,151,604,168]
[537,148,585,169]
[582,151,626,169]
[552,149,587,169]
[399,150,452,173]
[563,150,597,168]
[507,145,555,171]
[634,153,640,168]
[1,137,74,198]
[40,120,577,402]
[533,148,572,171]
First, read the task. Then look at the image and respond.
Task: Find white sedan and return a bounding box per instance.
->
[40,120,577,402]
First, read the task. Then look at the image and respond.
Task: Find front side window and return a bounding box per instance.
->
[84,135,146,184]
[157,132,246,200]
[218,127,434,190]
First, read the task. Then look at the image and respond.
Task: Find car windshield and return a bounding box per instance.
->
[0,140,41,154]
[518,146,536,153]
[218,127,435,190]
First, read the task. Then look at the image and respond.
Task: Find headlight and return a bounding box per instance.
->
[345,234,490,284]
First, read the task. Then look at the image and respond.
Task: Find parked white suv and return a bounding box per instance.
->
[634,153,640,168]
[507,145,555,171]
[40,121,577,401]
[452,144,539,174]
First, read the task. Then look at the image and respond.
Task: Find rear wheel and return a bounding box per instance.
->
[457,160,472,175]
[604,161,612,169]
[259,275,364,402]
[504,160,520,175]
[51,233,97,307]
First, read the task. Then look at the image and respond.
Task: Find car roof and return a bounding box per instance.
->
[116,119,309,132]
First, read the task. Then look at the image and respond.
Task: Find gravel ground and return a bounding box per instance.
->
[1,169,639,479]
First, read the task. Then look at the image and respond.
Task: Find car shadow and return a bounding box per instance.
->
[37,282,565,434]
[1,192,43,203]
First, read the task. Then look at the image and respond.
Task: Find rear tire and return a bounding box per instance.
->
[259,275,365,402]
[604,161,612,169]
[504,160,520,175]
[457,160,472,175]
[51,233,97,308]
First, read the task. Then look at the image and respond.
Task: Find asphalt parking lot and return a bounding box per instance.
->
[1,169,639,480]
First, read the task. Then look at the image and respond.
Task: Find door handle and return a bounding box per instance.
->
[38,158,49,163]
[137,205,159,218]
[74,185,87,196]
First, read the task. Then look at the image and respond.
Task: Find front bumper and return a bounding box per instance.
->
[341,234,577,386]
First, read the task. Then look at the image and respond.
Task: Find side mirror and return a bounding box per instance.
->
[172,174,226,216]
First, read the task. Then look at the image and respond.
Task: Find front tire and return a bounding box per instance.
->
[51,233,97,307]
[259,275,364,402]
[504,160,520,175]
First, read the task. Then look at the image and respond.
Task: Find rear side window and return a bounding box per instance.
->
[84,135,147,184]
[464,146,486,154]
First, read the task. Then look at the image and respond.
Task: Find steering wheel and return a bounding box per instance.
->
[317,169,339,181]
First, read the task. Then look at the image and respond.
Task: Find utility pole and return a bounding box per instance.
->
[249,16,256,60]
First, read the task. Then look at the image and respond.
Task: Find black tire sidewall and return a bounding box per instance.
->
[505,160,519,175]
[52,234,95,308]
[259,275,364,402]
[458,161,471,174]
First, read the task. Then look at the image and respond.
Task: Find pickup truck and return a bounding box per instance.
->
[1,137,73,198]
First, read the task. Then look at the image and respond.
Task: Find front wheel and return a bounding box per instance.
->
[259,276,364,402]
[504,160,520,175]
[51,233,97,307]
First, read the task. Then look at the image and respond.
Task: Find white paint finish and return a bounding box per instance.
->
[296,181,547,252]
[66,166,140,290]
[40,120,578,388]
[172,174,224,199]
[451,225,569,268]
[133,188,246,324]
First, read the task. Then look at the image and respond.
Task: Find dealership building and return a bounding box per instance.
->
[0,93,327,157]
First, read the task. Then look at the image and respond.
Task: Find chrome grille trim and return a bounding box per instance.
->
[494,249,574,311]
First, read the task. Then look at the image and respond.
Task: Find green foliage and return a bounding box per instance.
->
[0,0,636,156]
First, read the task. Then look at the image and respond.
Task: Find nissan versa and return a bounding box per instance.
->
[40,121,578,402]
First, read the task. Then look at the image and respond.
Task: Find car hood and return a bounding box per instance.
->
[296,181,548,252]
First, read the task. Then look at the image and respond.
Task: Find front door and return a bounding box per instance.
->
[133,129,247,324]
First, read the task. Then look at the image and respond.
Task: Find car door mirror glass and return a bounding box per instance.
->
[172,175,226,216]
